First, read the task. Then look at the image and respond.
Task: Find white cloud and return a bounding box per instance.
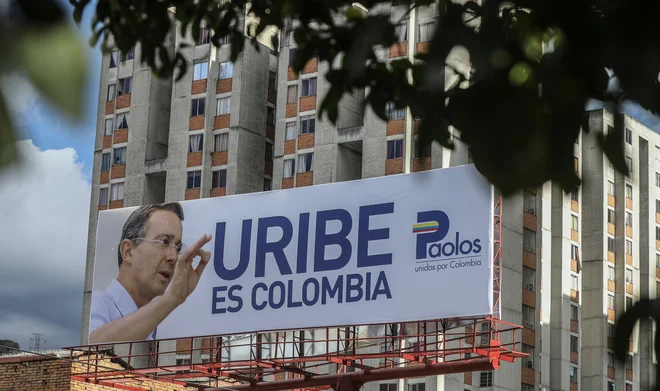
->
[0,140,90,350]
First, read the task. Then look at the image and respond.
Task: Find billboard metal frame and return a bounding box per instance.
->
[65,195,522,391]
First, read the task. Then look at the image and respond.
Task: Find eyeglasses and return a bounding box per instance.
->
[133,237,187,254]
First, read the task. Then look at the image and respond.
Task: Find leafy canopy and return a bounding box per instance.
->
[2,0,660,384]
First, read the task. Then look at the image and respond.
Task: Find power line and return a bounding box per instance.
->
[0,343,242,391]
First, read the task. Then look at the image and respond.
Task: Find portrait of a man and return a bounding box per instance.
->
[89,202,212,344]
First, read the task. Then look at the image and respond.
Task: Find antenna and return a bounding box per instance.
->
[29,333,46,351]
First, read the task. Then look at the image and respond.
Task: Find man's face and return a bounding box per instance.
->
[130,210,183,299]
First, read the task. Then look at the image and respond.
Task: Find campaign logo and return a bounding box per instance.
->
[413,210,482,260]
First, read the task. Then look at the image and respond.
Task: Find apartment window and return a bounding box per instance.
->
[608,352,615,368]
[267,106,275,127]
[571,304,578,321]
[521,344,534,368]
[187,170,201,189]
[104,119,113,135]
[198,27,210,45]
[110,182,124,201]
[571,275,578,291]
[219,61,233,79]
[300,115,316,134]
[99,187,108,205]
[289,48,296,67]
[608,236,615,252]
[608,208,615,224]
[217,33,232,45]
[656,226,660,241]
[571,244,579,260]
[626,212,632,227]
[570,335,578,352]
[523,228,536,252]
[656,146,660,159]
[479,371,492,387]
[189,134,203,153]
[608,382,615,391]
[571,215,579,231]
[216,97,230,116]
[387,139,403,159]
[625,128,632,144]
[626,268,633,284]
[656,253,660,269]
[626,240,632,255]
[265,142,273,162]
[608,180,615,195]
[101,153,111,170]
[113,147,126,165]
[264,178,272,191]
[193,62,208,80]
[107,84,115,101]
[608,323,614,338]
[283,158,295,178]
[380,384,396,391]
[268,71,276,90]
[656,199,660,213]
[214,133,228,152]
[109,50,119,68]
[418,22,435,42]
[608,294,615,310]
[118,76,132,95]
[191,98,205,116]
[656,173,660,187]
[298,152,314,173]
[285,122,297,141]
[521,385,534,391]
[121,47,134,61]
[574,156,579,173]
[571,186,579,202]
[626,184,632,199]
[414,139,431,159]
[608,265,615,281]
[408,383,424,391]
[523,190,536,214]
[570,365,578,383]
[522,266,535,291]
[395,22,408,42]
[301,77,317,97]
[287,85,298,103]
[626,383,633,391]
[116,112,129,129]
[522,304,535,329]
[386,101,405,121]
[626,355,633,371]
[626,156,632,172]
[212,169,227,188]
[626,296,633,309]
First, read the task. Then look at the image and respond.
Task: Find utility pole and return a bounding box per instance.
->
[29,333,46,351]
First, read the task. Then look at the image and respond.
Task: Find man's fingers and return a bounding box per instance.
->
[194,249,211,276]
[180,234,212,264]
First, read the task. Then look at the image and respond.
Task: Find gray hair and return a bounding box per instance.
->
[117,202,185,268]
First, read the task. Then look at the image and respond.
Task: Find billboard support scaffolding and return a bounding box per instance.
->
[492,192,502,319]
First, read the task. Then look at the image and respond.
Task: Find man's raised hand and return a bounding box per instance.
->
[167,234,212,306]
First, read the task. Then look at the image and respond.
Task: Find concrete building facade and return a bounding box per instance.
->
[81,2,656,391]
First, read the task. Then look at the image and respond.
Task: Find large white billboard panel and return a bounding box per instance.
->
[89,165,493,343]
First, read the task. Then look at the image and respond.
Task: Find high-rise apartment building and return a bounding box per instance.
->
[81,2,656,391]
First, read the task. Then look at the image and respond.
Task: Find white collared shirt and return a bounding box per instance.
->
[89,279,157,341]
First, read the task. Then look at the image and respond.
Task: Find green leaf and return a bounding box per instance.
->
[0,94,18,170]
[17,22,88,120]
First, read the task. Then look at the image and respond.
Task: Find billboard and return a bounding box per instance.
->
[89,165,494,344]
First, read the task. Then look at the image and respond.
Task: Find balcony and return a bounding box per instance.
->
[607,367,615,379]
[608,279,615,292]
[412,157,431,172]
[185,188,200,200]
[386,119,404,136]
[608,251,615,263]
[216,78,232,94]
[571,229,579,242]
[187,152,202,167]
[571,199,579,212]
[286,102,298,118]
[210,187,226,197]
[284,140,296,155]
[463,372,471,385]
[298,133,314,149]
[192,79,207,95]
[523,250,536,269]
[105,100,114,115]
[302,57,318,74]
[116,93,131,109]
[626,197,633,209]
[521,367,535,386]
[113,129,128,144]
[109,199,123,209]
[522,328,535,346]
[296,172,313,187]
[212,151,228,166]
[214,114,230,129]
[571,259,579,272]
[282,177,294,189]
[189,115,204,131]
[608,223,615,235]
[300,95,316,112]
[570,289,579,302]
[626,283,633,295]
[416,41,429,54]
[100,170,109,184]
[523,211,537,231]
[110,164,126,179]
[389,41,407,58]
[570,382,578,391]
[656,213,660,224]
[287,66,298,81]
[608,309,616,321]
[386,158,403,175]
[608,194,615,207]
[570,320,578,333]
[103,135,112,149]
[570,351,578,364]
[626,254,633,266]
[626,369,632,381]
[522,287,536,308]
[626,225,633,238]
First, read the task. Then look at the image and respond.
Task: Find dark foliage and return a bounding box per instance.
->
[0,339,20,355]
